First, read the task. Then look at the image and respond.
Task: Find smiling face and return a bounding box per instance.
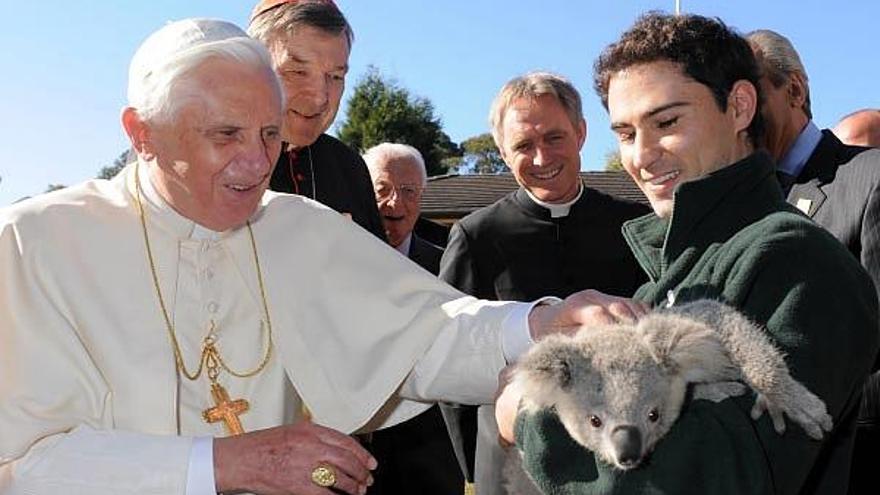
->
[498,94,586,203]
[371,157,424,248]
[608,61,755,218]
[145,58,283,231]
[269,26,349,148]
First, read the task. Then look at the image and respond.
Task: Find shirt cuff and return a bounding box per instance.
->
[185,436,217,495]
[501,297,562,363]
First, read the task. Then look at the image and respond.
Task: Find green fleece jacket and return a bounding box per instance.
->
[516,152,879,494]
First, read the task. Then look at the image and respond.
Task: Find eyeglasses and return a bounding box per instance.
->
[373,182,423,202]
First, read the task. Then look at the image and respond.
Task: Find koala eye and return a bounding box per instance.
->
[648,408,660,423]
[589,415,602,428]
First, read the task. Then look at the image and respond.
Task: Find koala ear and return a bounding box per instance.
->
[514,335,587,410]
[638,313,732,383]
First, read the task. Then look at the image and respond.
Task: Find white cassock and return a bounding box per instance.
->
[0,164,531,493]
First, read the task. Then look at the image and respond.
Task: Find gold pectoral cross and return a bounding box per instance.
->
[203,382,250,436]
[200,335,249,435]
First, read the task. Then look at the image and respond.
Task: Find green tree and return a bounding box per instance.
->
[604,149,624,172]
[446,133,506,174]
[98,149,131,180]
[337,67,460,176]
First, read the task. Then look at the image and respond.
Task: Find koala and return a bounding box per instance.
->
[504,299,832,492]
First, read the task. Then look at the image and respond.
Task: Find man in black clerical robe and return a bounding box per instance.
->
[440,71,648,494]
[248,1,385,241]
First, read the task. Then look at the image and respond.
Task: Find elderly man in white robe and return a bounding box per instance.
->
[0,18,645,495]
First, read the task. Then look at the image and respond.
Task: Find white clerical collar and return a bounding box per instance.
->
[395,233,413,256]
[135,162,221,240]
[524,183,584,218]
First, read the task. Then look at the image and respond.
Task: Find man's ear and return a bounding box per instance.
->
[576,117,588,150]
[121,107,154,160]
[729,80,758,136]
[786,72,808,110]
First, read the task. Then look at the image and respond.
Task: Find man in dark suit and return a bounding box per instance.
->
[749,29,880,493]
[834,109,880,148]
[439,72,648,494]
[248,0,385,241]
[363,142,463,494]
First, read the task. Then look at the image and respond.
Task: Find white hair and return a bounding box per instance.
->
[746,29,812,118]
[363,143,427,185]
[127,18,278,123]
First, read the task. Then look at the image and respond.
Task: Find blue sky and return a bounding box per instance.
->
[0,0,876,205]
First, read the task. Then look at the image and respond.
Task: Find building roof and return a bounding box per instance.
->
[420,171,648,218]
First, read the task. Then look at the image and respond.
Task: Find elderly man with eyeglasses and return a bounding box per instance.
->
[363,142,465,494]
[364,143,435,260]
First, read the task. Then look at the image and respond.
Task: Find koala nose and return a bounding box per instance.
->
[611,426,642,468]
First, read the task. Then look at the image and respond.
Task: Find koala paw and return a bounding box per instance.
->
[749,378,833,440]
[693,381,747,402]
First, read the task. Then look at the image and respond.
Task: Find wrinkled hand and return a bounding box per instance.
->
[214,421,377,495]
[528,289,650,341]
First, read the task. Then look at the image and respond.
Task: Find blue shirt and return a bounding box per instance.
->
[778,120,823,178]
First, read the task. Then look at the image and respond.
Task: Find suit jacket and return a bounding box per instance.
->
[439,184,649,491]
[270,133,386,241]
[788,130,880,294]
[366,234,465,495]
[786,130,880,493]
[408,233,443,275]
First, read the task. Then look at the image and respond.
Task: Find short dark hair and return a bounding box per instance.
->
[593,12,764,146]
[248,0,354,49]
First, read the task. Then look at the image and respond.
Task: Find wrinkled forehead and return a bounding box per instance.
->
[168,61,283,130]
[183,58,280,100]
[372,157,420,183]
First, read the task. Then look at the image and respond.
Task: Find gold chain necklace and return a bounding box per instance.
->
[133,162,274,435]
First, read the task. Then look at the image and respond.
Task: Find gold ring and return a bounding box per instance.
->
[311,465,336,487]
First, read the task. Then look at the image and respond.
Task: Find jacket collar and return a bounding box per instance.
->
[785,130,844,216]
[796,130,843,185]
[623,151,784,281]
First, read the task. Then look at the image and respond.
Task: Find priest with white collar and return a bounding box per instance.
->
[439,71,649,493]
[0,18,646,495]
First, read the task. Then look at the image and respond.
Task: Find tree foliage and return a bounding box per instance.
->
[41,149,130,197]
[604,149,624,172]
[98,149,131,180]
[446,133,506,174]
[337,67,460,176]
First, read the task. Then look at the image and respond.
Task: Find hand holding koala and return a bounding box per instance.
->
[505,299,832,491]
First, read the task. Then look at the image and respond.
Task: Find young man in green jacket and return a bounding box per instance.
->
[499,12,879,494]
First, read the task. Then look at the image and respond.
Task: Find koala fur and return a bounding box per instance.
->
[505,299,832,492]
